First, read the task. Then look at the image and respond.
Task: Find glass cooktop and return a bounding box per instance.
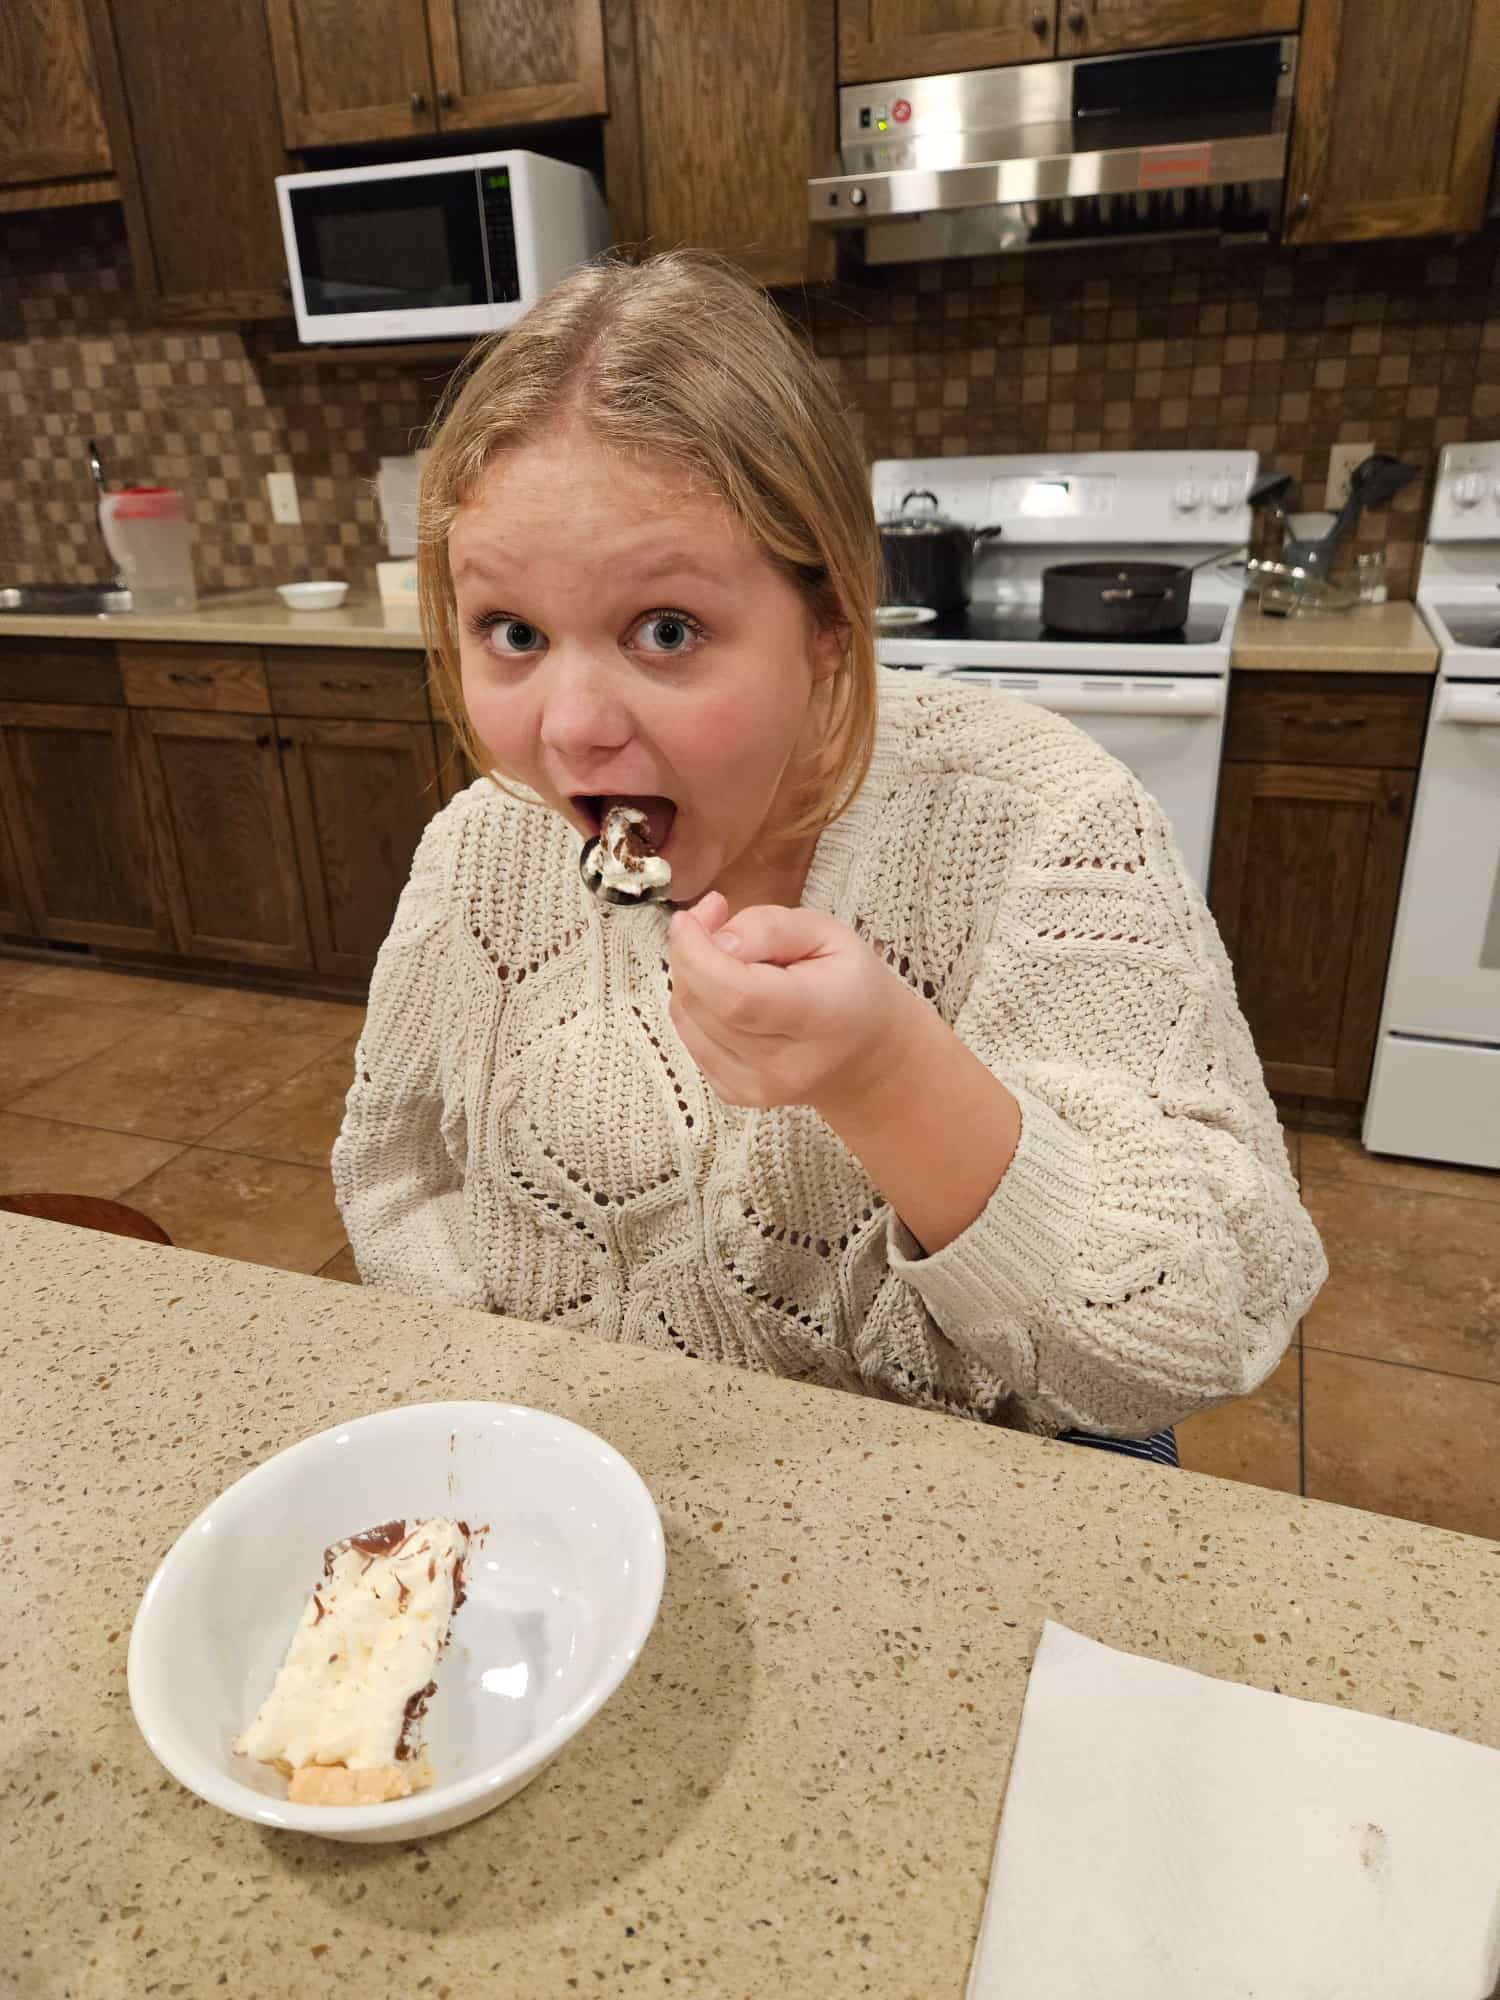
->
[1432,608,1500,649]
[917,606,1229,646]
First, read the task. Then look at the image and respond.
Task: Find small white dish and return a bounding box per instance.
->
[875,604,939,628]
[277,580,349,611]
[128,1401,665,1844]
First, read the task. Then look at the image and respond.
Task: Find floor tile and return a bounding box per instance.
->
[1301,1178,1500,1383]
[7,963,192,1010]
[1301,1132,1500,1207]
[0,995,145,1102]
[202,1043,356,1168]
[0,959,40,991]
[120,1146,347,1274]
[170,984,366,1040]
[1176,1345,1301,1495]
[9,1014,337,1143]
[0,1112,184,1200]
[318,1244,362,1285]
[1303,1348,1500,1541]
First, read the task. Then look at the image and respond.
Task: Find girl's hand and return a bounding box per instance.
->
[667,892,919,1116]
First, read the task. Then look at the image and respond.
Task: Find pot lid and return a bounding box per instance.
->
[880,488,964,536]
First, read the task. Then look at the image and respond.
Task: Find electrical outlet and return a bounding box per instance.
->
[1326,442,1373,510]
[266,470,301,526]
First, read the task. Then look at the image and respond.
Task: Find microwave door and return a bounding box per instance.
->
[284,166,496,342]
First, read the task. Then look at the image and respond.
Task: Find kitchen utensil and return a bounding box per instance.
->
[98,486,196,611]
[1040,543,1240,637]
[87,436,124,588]
[277,580,349,610]
[877,490,1003,612]
[1283,452,1420,577]
[578,836,674,907]
[128,1400,665,1845]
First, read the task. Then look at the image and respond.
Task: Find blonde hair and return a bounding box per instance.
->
[416,249,880,838]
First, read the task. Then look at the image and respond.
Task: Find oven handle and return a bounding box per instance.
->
[952,674,1224,719]
[1435,682,1500,724]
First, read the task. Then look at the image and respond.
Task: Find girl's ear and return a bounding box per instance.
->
[808,583,849,686]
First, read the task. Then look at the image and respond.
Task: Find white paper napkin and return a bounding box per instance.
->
[969,1622,1500,1999]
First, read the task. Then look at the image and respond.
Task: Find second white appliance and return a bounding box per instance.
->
[276,151,611,345]
[1364,441,1500,1171]
[873,450,1256,889]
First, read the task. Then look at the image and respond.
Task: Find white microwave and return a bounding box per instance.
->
[275,151,612,345]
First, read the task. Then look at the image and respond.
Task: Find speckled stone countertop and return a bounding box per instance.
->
[9,1216,1500,1997]
[0,587,425,651]
[1232,599,1439,674]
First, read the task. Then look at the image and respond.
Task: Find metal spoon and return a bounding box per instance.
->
[578,836,675,908]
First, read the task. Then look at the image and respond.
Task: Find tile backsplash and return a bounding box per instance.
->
[4,204,1500,600]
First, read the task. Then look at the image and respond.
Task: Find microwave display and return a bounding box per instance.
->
[286,167,520,319]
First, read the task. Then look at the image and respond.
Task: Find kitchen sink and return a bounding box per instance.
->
[0,582,132,615]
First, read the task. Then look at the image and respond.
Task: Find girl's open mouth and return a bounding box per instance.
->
[575,795,677,853]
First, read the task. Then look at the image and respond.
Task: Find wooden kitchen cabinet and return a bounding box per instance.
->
[0,701,172,951]
[606,0,836,286]
[265,0,605,148]
[1057,0,1297,58]
[0,767,39,936]
[280,716,441,979]
[1208,672,1430,1105]
[1285,0,1500,243]
[82,0,295,321]
[0,0,112,185]
[133,709,314,972]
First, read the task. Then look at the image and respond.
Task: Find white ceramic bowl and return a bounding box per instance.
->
[128,1401,665,1843]
[276,580,348,610]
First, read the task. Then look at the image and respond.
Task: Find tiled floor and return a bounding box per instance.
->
[3,953,1497,1540]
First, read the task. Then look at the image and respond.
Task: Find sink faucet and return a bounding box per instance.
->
[89,437,125,588]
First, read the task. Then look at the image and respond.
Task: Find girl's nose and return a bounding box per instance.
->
[537,653,634,763]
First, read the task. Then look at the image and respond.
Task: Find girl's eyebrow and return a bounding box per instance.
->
[453,548,728,591]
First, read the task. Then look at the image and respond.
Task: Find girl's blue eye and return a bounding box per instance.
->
[489,618,544,655]
[635,610,705,655]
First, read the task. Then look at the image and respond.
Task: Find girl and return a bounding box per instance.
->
[332,250,1325,1460]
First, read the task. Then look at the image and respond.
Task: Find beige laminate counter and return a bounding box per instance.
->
[1232,598,1439,675]
[9,1216,1500,1998]
[0,586,425,652]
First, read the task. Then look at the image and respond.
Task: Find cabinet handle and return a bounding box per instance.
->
[1066,5,1086,30]
[437,88,454,110]
[1290,193,1312,222]
[169,670,213,687]
[1030,8,1048,33]
[319,678,373,693]
[278,734,295,750]
[1282,713,1359,729]
[1387,790,1406,816]
[255,731,271,748]
[410,90,427,113]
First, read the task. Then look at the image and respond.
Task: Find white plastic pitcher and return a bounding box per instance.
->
[99,487,197,611]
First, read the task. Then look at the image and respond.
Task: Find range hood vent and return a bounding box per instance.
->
[810,34,1297,264]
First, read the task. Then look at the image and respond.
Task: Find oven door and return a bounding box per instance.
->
[278,159,497,344]
[939,669,1227,890]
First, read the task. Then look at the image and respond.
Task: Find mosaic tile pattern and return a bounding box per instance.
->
[3,204,1500,597]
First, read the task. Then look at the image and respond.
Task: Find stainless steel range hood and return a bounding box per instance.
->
[810,34,1297,264]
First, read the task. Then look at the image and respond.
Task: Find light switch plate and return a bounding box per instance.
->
[1326,442,1373,510]
[266,470,301,526]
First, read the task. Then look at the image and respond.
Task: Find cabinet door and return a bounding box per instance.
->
[839,1,1055,85]
[84,0,295,321]
[615,0,836,286]
[279,717,442,981]
[135,709,313,971]
[1057,0,1296,57]
[0,775,39,936]
[1209,762,1415,1102]
[1286,0,1500,243]
[0,0,112,183]
[0,703,171,951]
[429,0,605,129]
[264,0,438,146]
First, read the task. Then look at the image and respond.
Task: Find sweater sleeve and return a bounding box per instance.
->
[331,800,489,1311]
[886,764,1326,1438]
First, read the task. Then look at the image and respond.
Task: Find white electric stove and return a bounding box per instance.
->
[1364,441,1500,1171]
[873,450,1257,888]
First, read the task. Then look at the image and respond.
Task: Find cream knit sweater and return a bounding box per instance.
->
[333,673,1325,1437]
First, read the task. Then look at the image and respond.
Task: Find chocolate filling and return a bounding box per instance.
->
[396,1680,438,1759]
[350,1519,408,1556]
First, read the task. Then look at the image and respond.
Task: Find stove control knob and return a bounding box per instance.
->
[1452,470,1488,509]
[1172,478,1203,513]
[1208,476,1241,513]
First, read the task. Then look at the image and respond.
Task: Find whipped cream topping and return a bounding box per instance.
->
[586,804,672,897]
[234,1517,468,1777]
